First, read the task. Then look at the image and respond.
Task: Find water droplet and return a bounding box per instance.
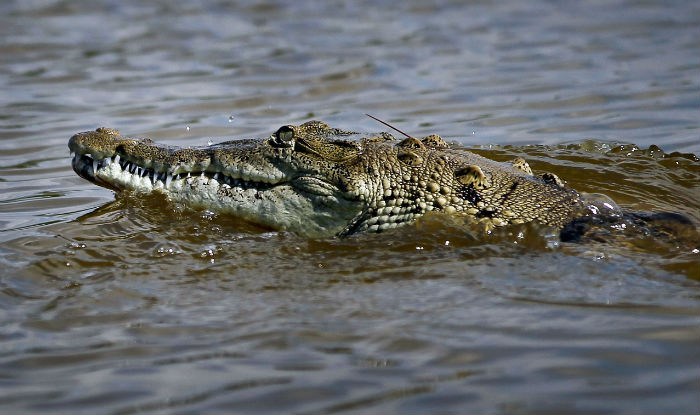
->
[581,193,621,217]
[228,115,235,122]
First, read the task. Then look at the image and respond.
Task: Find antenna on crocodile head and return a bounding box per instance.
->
[365,114,415,139]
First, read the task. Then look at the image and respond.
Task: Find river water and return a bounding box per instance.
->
[1,0,699,413]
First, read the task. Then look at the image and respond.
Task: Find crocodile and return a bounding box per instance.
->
[68,120,637,238]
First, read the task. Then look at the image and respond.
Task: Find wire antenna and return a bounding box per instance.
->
[365,114,415,139]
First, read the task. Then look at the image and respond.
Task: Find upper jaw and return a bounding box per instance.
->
[68,128,288,191]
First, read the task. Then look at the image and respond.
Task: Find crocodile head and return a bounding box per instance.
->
[69,121,372,237]
[70,120,584,237]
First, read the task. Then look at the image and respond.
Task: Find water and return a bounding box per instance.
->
[1,0,699,413]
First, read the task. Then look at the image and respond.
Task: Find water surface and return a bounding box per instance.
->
[1,0,699,413]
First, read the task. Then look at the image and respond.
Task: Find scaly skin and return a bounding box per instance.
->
[69,121,585,237]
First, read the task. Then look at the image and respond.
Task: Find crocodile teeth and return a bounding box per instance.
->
[75,152,274,192]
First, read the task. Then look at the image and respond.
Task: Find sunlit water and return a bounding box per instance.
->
[1,0,699,413]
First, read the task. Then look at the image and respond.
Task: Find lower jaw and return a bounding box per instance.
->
[90,162,259,197]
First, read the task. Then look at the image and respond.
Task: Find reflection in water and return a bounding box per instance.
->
[0,0,699,413]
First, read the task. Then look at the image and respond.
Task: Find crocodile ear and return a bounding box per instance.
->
[420,134,448,148]
[511,157,533,175]
[541,172,565,187]
[455,165,490,189]
[397,137,425,150]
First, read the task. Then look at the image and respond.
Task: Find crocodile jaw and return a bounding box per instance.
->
[70,139,363,238]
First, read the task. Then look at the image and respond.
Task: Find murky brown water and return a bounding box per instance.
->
[1,0,699,413]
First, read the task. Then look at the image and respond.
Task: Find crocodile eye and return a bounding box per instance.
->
[271,125,295,147]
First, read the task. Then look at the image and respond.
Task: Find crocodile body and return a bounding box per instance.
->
[69,121,587,237]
